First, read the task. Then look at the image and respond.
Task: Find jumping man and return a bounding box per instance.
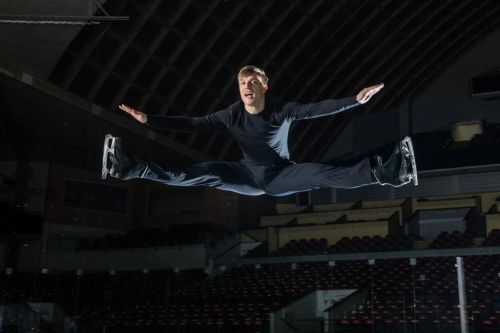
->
[102,65,417,196]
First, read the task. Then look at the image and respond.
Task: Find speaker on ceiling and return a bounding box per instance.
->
[470,72,500,98]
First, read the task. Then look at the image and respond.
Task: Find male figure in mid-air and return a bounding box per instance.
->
[102,65,417,196]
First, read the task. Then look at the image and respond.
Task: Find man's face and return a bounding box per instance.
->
[239,74,267,106]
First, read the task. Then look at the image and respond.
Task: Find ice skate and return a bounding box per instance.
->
[102,134,119,179]
[372,136,418,187]
[102,134,136,180]
[401,136,418,186]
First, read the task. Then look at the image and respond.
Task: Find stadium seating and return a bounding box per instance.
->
[483,229,500,246]
[330,235,415,253]
[270,238,329,256]
[429,230,475,249]
[3,255,500,332]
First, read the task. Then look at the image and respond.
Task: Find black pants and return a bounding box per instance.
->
[122,156,375,196]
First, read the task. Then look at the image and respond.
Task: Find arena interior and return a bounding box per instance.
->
[2,0,500,332]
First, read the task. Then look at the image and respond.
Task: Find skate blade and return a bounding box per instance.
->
[402,136,418,186]
[378,179,411,188]
[102,134,117,179]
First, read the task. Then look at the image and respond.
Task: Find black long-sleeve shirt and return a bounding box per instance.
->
[147,96,360,165]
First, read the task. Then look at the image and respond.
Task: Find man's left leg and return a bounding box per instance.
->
[264,137,418,196]
[263,158,375,196]
[372,136,418,187]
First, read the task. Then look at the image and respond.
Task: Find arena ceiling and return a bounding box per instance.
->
[47,0,500,163]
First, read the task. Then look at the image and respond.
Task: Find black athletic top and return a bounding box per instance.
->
[147,96,360,165]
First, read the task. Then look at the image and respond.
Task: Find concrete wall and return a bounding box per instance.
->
[0,161,48,213]
[40,244,207,271]
[270,289,356,333]
[0,243,6,268]
[414,27,500,132]
[324,27,500,161]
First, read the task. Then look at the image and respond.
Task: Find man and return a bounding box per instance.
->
[102,65,417,196]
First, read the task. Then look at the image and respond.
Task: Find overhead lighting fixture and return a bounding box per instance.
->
[0,15,129,25]
[0,1,128,25]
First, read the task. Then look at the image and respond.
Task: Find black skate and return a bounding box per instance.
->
[372,136,418,187]
[102,134,119,179]
[401,136,418,186]
[102,134,135,179]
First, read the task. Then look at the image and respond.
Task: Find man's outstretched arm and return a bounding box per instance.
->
[356,83,384,104]
[118,104,227,131]
[285,83,384,120]
[119,104,148,123]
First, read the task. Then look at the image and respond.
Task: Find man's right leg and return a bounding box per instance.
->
[102,135,264,196]
[142,161,265,196]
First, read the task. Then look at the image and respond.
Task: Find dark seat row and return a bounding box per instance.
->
[269,235,415,257]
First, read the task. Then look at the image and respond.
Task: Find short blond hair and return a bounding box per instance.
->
[237,65,269,86]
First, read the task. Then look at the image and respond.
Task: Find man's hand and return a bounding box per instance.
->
[356,83,384,104]
[118,104,148,123]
